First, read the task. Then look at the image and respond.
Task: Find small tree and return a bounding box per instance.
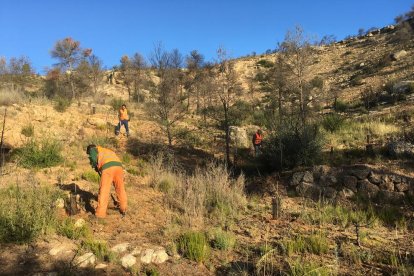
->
[185,50,205,111]
[120,53,146,102]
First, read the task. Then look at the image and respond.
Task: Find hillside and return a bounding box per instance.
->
[0,20,414,276]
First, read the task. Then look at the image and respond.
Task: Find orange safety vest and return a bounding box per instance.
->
[254,133,263,145]
[96,146,122,170]
[119,108,129,120]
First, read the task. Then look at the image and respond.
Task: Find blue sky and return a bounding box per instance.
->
[0,0,412,73]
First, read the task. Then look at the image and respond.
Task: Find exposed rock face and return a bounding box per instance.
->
[121,254,136,268]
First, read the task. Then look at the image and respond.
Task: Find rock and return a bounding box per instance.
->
[358,180,380,197]
[313,165,331,180]
[229,126,250,148]
[322,187,337,199]
[343,176,358,192]
[296,182,321,199]
[111,242,130,254]
[391,50,408,61]
[121,254,137,268]
[49,245,68,256]
[74,253,96,268]
[151,249,169,264]
[368,172,381,184]
[379,190,405,203]
[393,81,414,94]
[74,219,86,228]
[140,249,155,264]
[338,188,355,199]
[54,198,65,209]
[131,246,142,256]
[350,168,371,180]
[290,172,304,186]
[388,141,414,158]
[379,181,394,192]
[87,117,106,127]
[395,182,409,192]
[95,263,108,269]
[302,171,314,183]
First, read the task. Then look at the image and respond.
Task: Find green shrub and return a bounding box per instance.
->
[263,122,323,170]
[0,185,59,243]
[178,231,210,263]
[58,218,90,240]
[110,98,124,111]
[334,100,349,112]
[121,153,132,164]
[211,229,236,251]
[310,77,324,89]
[287,258,331,276]
[82,239,115,262]
[81,170,100,183]
[54,97,71,112]
[281,233,330,256]
[321,113,344,133]
[15,139,63,168]
[256,59,274,68]
[21,124,34,137]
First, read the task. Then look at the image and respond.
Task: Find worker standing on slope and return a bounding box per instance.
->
[252,129,264,157]
[117,104,130,137]
[86,144,127,218]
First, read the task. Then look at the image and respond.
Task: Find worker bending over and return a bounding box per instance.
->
[86,144,127,218]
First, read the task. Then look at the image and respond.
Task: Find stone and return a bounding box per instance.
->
[74,219,86,228]
[87,117,106,127]
[131,246,142,256]
[379,181,394,192]
[368,172,381,184]
[49,245,68,256]
[95,263,108,269]
[389,175,402,184]
[350,169,371,180]
[302,171,314,183]
[393,81,414,94]
[391,50,408,61]
[343,176,358,192]
[111,242,130,254]
[290,172,304,186]
[312,165,331,180]
[151,249,169,264]
[296,182,321,199]
[388,141,414,158]
[74,253,96,268]
[338,188,355,199]
[379,191,405,204]
[229,126,250,148]
[121,254,137,268]
[358,180,380,198]
[54,198,65,209]
[140,249,155,264]
[322,187,337,199]
[395,182,409,192]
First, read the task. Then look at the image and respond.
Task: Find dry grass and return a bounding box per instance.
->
[148,153,246,227]
[0,89,23,106]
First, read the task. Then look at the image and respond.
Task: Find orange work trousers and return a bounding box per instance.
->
[95,166,127,218]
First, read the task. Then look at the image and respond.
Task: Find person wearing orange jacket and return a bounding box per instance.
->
[117,104,130,137]
[252,129,264,157]
[86,144,127,218]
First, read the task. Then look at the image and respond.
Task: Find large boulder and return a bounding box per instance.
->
[296,182,321,199]
[229,126,250,148]
[290,171,313,186]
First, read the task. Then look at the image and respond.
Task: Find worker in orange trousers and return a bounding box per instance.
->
[86,144,127,218]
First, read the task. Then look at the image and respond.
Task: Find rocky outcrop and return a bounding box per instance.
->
[290,164,413,203]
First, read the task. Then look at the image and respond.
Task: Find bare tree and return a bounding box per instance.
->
[279,26,314,127]
[120,53,147,101]
[149,44,186,146]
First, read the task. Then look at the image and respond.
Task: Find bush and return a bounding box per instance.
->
[287,258,331,276]
[58,218,90,240]
[54,97,71,112]
[211,228,236,251]
[310,77,324,89]
[81,170,100,183]
[321,113,344,133]
[82,239,115,262]
[0,185,59,243]
[110,98,124,111]
[178,231,210,263]
[21,123,34,137]
[263,123,323,170]
[15,139,63,168]
[256,59,274,68]
[334,100,349,112]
